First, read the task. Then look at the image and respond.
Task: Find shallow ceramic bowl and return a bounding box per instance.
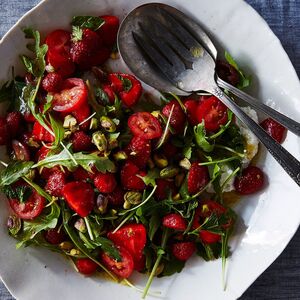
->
[0,0,300,299]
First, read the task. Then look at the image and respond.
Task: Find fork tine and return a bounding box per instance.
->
[132,31,175,81]
[157,7,204,51]
[148,16,197,63]
[138,22,186,77]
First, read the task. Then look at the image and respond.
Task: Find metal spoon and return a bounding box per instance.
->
[118,3,300,187]
[118,3,300,136]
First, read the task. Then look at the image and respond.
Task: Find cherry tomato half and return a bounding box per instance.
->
[196,96,228,132]
[52,78,88,113]
[107,223,146,270]
[9,187,46,220]
[101,245,134,278]
[128,112,162,140]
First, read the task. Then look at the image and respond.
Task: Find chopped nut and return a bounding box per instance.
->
[92,131,108,152]
[70,249,81,256]
[74,218,86,233]
[179,158,191,170]
[100,116,116,133]
[172,193,181,201]
[7,215,22,236]
[153,154,168,168]
[123,200,132,209]
[96,194,108,214]
[63,115,77,131]
[89,117,99,130]
[160,166,180,178]
[59,241,74,251]
[124,191,142,205]
[113,151,128,161]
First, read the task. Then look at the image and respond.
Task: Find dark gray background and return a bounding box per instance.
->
[0,0,299,299]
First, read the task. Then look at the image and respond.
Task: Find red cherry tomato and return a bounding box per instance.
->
[196,96,228,132]
[76,258,98,275]
[52,78,88,113]
[9,187,46,220]
[62,181,95,217]
[32,122,55,143]
[128,112,162,140]
[192,200,228,244]
[98,15,120,47]
[12,140,30,161]
[184,99,199,126]
[101,245,134,278]
[108,73,142,107]
[107,223,146,270]
[45,30,75,77]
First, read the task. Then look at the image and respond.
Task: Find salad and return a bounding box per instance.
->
[0,13,286,298]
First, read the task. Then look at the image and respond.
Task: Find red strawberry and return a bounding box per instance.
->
[102,84,116,103]
[44,228,65,245]
[216,60,240,87]
[71,131,92,152]
[234,166,265,195]
[70,29,103,69]
[42,72,63,93]
[162,213,187,231]
[73,166,95,181]
[94,172,117,193]
[121,161,146,191]
[171,241,196,261]
[98,15,119,47]
[184,99,198,126]
[32,121,55,143]
[0,117,8,145]
[76,258,98,275]
[260,118,286,144]
[126,136,151,169]
[24,111,36,123]
[106,187,125,207]
[6,112,22,138]
[72,103,91,131]
[62,181,95,217]
[155,178,175,200]
[187,162,209,195]
[162,100,186,133]
[45,170,67,197]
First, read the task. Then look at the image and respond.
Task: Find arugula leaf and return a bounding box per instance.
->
[16,203,60,248]
[161,256,185,277]
[95,87,110,105]
[49,115,65,147]
[218,124,245,154]
[43,94,53,113]
[194,122,214,152]
[2,185,32,202]
[117,75,132,92]
[34,148,115,173]
[71,16,104,31]
[21,28,48,77]
[0,161,34,187]
[225,51,251,90]
[71,26,83,42]
[22,177,53,202]
[148,213,160,241]
[139,169,160,187]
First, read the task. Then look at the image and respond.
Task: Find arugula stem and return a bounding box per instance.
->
[84,217,94,241]
[214,144,245,158]
[208,110,233,140]
[221,167,240,192]
[60,142,78,166]
[22,176,53,202]
[142,228,169,299]
[198,156,240,166]
[112,211,135,234]
[221,230,229,290]
[78,111,96,126]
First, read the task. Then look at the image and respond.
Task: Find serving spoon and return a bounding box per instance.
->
[118,3,300,187]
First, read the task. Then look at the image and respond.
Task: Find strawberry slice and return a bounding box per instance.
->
[120,161,146,191]
[187,162,209,195]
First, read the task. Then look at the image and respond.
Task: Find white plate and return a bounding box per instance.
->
[0,0,300,299]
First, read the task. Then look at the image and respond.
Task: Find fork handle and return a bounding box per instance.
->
[210,85,300,187]
[217,77,300,136]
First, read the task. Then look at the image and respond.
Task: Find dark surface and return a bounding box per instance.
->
[0,0,299,299]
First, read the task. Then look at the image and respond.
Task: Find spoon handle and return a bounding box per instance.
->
[217,77,300,136]
[210,84,300,187]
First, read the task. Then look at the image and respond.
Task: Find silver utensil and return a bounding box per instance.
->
[118,3,300,136]
[118,3,300,187]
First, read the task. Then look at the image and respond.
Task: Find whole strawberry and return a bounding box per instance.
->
[70,28,107,69]
[42,72,63,93]
[71,131,93,152]
[187,162,210,195]
[162,100,186,133]
[45,170,67,197]
[121,161,146,191]
[94,172,117,193]
[126,136,151,169]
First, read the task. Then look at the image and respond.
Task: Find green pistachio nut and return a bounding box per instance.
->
[89,117,99,130]
[124,191,142,205]
[151,111,160,118]
[113,151,128,161]
[96,194,108,214]
[7,215,22,236]
[70,248,81,256]
[92,131,108,152]
[74,218,87,233]
[179,158,191,170]
[110,209,118,216]
[123,200,132,209]
[172,193,181,201]
[100,116,116,133]
[59,241,74,251]
[153,154,168,168]
[160,166,180,178]
[63,115,77,130]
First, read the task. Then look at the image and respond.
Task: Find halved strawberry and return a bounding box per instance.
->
[162,100,186,133]
[32,122,54,143]
[121,161,146,191]
[94,172,117,193]
[45,170,67,197]
[162,213,187,231]
[71,131,92,152]
[126,136,151,169]
[187,162,209,195]
[98,15,119,47]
